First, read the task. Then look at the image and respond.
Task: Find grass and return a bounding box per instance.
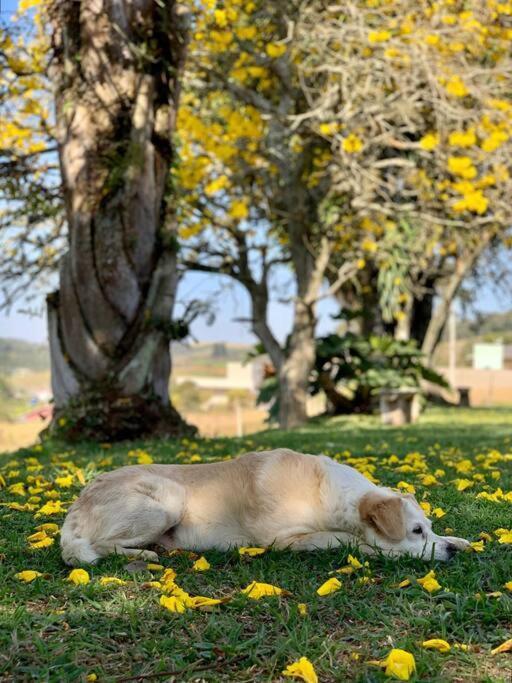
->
[1,406,511,682]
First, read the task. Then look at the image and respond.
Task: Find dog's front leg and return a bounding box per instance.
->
[277,530,362,551]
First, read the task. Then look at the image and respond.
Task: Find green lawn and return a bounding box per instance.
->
[1,407,511,682]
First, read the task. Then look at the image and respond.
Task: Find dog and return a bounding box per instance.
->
[61,448,470,565]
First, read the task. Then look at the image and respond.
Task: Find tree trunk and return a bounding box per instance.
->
[278,299,316,429]
[46,0,194,440]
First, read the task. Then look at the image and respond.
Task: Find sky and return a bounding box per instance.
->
[0,267,509,346]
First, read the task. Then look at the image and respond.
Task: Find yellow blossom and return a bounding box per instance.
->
[229,200,249,219]
[192,556,211,572]
[241,581,284,599]
[432,507,446,518]
[469,541,485,552]
[297,603,308,616]
[35,500,65,517]
[419,133,439,150]
[370,648,416,681]
[238,547,266,556]
[316,577,342,596]
[15,570,43,582]
[491,638,512,655]
[449,130,476,147]
[68,569,90,585]
[422,639,451,653]
[417,570,441,593]
[55,474,74,488]
[99,576,127,586]
[368,30,392,43]
[342,134,363,154]
[266,43,287,58]
[282,656,318,683]
[160,595,186,613]
[444,76,469,97]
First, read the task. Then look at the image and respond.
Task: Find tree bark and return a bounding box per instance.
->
[46,0,194,440]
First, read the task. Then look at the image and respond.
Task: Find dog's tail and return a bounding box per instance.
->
[60,515,100,566]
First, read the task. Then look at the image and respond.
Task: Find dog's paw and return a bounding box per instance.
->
[127,550,159,562]
[447,536,471,550]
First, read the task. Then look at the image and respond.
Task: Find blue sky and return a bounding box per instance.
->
[0,268,508,346]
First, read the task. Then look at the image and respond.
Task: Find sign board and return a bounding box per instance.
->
[473,343,504,370]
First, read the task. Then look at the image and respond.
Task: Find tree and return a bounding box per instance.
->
[293,0,512,360]
[177,1,359,428]
[42,0,193,440]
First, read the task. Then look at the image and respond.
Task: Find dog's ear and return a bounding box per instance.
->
[359,492,405,541]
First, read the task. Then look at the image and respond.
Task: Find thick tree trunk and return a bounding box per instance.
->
[46,0,194,440]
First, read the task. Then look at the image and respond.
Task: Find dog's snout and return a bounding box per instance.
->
[446,542,458,559]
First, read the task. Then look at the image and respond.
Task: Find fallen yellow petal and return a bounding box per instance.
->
[417,570,441,593]
[469,541,484,552]
[316,577,342,596]
[491,638,512,655]
[15,570,43,583]
[282,656,318,683]
[397,579,411,588]
[241,581,284,599]
[187,595,222,609]
[297,603,308,616]
[146,563,164,571]
[422,638,451,653]
[384,648,416,680]
[192,556,210,572]
[504,581,512,592]
[238,547,266,556]
[35,523,59,535]
[99,576,127,587]
[67,568,90,585]
[160,594,186,613]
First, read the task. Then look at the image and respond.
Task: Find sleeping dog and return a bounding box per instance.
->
[61,448,470,565]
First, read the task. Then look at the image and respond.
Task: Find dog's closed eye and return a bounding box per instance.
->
[412,525,423,535]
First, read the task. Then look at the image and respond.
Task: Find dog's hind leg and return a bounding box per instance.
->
[61,475,186,565]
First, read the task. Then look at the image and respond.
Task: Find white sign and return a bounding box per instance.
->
[473,343,504,370]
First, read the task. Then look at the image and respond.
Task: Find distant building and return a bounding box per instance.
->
[175,361,264,392]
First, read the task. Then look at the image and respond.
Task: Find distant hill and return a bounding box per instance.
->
[456,310,512,340]
[0,338,50,374]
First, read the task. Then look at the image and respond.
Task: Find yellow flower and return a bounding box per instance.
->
[397,579,411,588]
[35,500,65,517]
[448,130,476,147]
[361,238,377,253]
[238,547,266,556]
[370,648,416,680]
[342,133,363,154]
[8,482,26,496]
[444,76,469,97]
[316,577,342,596]
[419,133,439,150]
[497,533,512,544]
[192,556,211,572]
[241,581,284,599]
[297,603,308,616]
[368,30,392,43]
[99,576,127,586]
[454,478,474,491]
[422,639,451,653]
[447,157,476,179]
[266,43,287,58]
[29,535,54,550]
[55,474,74,488]
[15,570,43,582]
[347,555,363,570]
[432,507,446,518]
[419,501,431,516]
[229,200,249,219]
[35,523,59,535]
[469,541,484,552]
[491,638,512,655]
[417,570,441,593]
[146,563,164,572]
[68,569,90,585]
[86,675,97,682]
[504,581,512,591]
[160,595,186,613]
[187,595,222,609]
[282,656,318,683]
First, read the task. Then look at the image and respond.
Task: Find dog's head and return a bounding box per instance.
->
[358,491,469,560]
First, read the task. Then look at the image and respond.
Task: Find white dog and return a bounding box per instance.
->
[61,448,469,565]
